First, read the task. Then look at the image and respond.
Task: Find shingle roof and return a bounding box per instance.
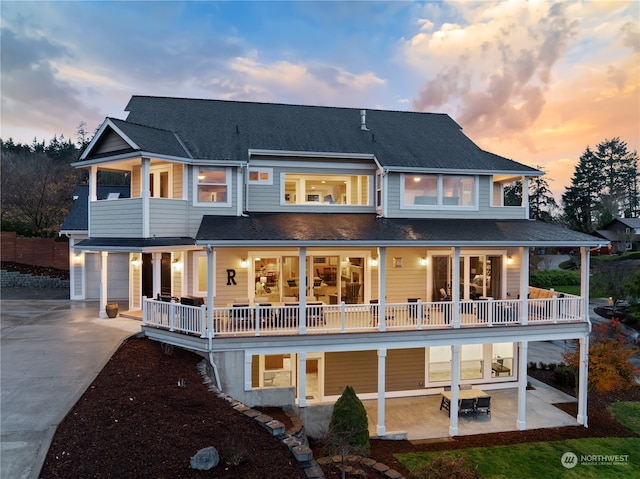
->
[59,186,130,232]
[195,213,602,247]
[74,237,195,251]
[108,118,191,158]
[105,95,540,173]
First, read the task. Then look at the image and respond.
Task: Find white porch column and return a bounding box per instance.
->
[99,251,108,318]
[580,246,590,322]
[523,177,530,219]
[377,348,387,436]
[141,157,150,238]
[244,352,252,391]
[449,344,460,436]
[520,247,529,324]
[452,247,460,328]
[577,335,589,426]
[206,245,215,336]
[152,252,162,299]
[298,246,307,334]
[88,166,97,237]
[378,247,387,332]
[299,352,307,408]
[517,341,528,430]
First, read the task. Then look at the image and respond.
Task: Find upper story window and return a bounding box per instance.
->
[195,167,231,206]
[248,168,273,185]
[402,174,476,208]
[282,173,370,206]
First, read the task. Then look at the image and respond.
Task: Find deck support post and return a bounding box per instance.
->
[299,352,307,407]
[577,335,589,426]
[449,344,460,436]
[378,247,387,332]
[376,348,387,436]
[517,340,528,430]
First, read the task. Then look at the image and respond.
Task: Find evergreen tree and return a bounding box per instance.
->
[562,146,605,232]
[529,166,558,222]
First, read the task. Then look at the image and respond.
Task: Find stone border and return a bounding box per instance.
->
[196,360,406,479]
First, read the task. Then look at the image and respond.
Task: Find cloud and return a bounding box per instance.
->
[408,1,579,144]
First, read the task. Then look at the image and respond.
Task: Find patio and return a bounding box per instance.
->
[362,379,578,441]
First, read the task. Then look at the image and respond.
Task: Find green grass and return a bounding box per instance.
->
[397,438,640,478]
[610,402,640,434]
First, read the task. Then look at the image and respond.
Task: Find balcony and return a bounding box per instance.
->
[141,294,585,339]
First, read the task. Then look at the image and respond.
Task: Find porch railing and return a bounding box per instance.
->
[142,293,585,338]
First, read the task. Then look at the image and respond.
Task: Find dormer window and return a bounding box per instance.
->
[402,174,477,208]
[195,167,231,206]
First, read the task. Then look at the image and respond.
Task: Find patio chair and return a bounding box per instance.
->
[407,298,420,322]
[256,303,275,328]
[475,396,491,417]
[458,398,476,418]
[230,304,252,331]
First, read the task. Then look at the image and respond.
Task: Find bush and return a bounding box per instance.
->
[528,361,538,370]
[530,270,580,288]
[409,452,481,479]
[325,385,370,458]
[553,364,576,388]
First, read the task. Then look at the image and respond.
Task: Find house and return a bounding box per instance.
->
[595,217,640,254]
[66,95,602,437]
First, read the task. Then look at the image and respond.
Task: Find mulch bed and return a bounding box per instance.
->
[40,337,639,479]
[1,261,69,280]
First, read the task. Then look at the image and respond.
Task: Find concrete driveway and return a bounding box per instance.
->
[1,299,140,479]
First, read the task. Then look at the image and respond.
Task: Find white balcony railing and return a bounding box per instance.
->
[142,293,585,339]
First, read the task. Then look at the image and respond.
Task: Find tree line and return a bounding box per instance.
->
[504,137,638,231]
[1,122,127,238]
[1,128,637,238]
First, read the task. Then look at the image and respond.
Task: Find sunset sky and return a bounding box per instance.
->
[1,1,638,201]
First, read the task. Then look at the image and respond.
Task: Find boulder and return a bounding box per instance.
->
[190,446,220,470]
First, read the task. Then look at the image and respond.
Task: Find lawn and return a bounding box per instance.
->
[396,400,640,478]
[396,437,639,478]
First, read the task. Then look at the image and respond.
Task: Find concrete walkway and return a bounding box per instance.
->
[1,300,141,479]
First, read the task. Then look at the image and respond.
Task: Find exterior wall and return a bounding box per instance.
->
[384,247,428,303]
[85,252,129,300]
[246,164,377,214]
[387,348,426,391]
[90,198,144,237]
[148,199,189,237]
[325,350,378,396]
[385,173,526,220]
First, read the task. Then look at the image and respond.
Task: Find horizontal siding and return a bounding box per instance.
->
[94,130,130,155]
[325,350,378,396]
[386,173,526,219]
[387,348,426,391]
[384,247,428,303]
[90,199,143,237]
[149,199,189,237]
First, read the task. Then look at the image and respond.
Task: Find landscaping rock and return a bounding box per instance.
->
[190,446,220,470]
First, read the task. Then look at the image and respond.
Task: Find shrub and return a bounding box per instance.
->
[528,361,538,370]
[553,364,576,388]
[563,321,639,393]
[548,363,557,372]
[530,270,580,288]
[409,452,481,479]
[324,385,370,471]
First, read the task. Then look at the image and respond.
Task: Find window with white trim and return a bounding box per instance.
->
[402,174,476,208]
[282,173,370,206]
[195,167,231,205]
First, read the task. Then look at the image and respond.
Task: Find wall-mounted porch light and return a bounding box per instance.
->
[506,255,514,265]
[240,258,248,268]
[370,257,379,267]
[172,257,182,271]
[131,255,141,267]
[73,253,82,265]
[393,257,402,268]
[419,257,429,266]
